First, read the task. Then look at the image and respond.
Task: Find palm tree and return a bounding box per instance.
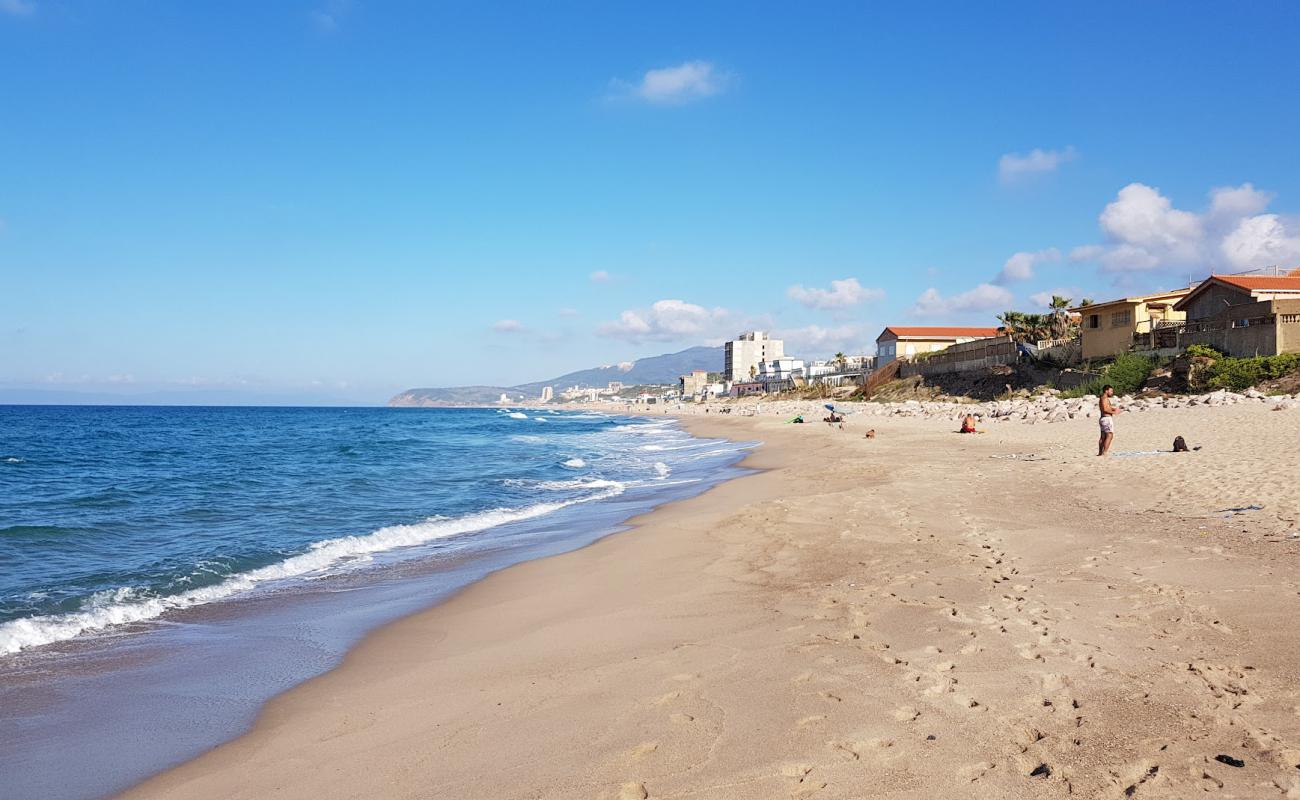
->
[1048,295,1073,339]
[833,351,847,371]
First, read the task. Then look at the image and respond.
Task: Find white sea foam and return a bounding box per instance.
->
[507,412,528,419]
[653,462,671,478]
[3,457,23,464]
[562,458,586,468]
[509,435,545,444]
[0,484,625,656]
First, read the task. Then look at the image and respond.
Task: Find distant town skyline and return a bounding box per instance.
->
[3,2,1300,403]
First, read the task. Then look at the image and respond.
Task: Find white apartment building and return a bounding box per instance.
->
[724,331,784,383]
[539,386,554,403]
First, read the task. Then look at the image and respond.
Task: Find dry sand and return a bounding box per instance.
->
[123,404,1300,799]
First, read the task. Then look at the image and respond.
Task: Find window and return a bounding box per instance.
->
[1088,314,1100,329]
[1110,310,1133,328]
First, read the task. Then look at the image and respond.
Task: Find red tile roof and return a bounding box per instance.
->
[1210,274,1300,291]
[878,326,1002,340]
[1173,273,1300,311]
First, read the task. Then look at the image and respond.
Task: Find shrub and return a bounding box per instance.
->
[1104,352,1157,395]
[1184,344,1222,360]
[1204,352,1300,391]
[1060,353,1155,398]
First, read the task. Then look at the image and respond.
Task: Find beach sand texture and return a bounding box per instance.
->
[123,404,1300,799]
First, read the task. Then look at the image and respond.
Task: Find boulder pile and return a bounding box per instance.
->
[709,388,1300,424]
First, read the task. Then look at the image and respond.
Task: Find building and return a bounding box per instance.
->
[1068,288,1193,360]
[724,331,784,383]
[539,386,553,403]
[607,381,624,394]
[679,370,710,398]
[875,327,1001,365]
[757,357,804,382]
[1172,274,1300,357]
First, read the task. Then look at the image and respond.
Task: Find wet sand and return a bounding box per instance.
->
[123,405,1300,799]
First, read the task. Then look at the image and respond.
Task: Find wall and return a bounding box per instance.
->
[1079,302,1139,359]
[1181,299,1281,357]
[899,336,1018,378]
[1181,283,1254,322]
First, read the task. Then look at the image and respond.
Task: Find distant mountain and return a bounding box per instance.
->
[513,346,722,394]
[389,345,723,407]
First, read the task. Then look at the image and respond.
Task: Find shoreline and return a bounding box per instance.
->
[123,406,1300,799]
[2,410,752,800]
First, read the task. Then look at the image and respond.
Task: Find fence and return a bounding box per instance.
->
[899,336,1020,378]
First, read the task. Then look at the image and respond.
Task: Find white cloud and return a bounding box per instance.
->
[1068,181,1300,273]
[614,61,727,105]
[1208,182,1273,220]
[776,324,867,355]
[596,299,730,343]
[998,146,1077,183]
[492,319,525,334]
[589,270,611,283]
[0,0,35,16]
[1221,214,1300,271]
[786,277,884,310]
[912,283,1014,317]
[996,248,1061,283]
[1028,287,1083,309]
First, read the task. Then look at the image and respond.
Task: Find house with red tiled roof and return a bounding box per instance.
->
[874,326,1001,365]
[1172,273,1300,357]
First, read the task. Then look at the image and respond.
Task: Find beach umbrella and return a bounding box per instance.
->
[824,403,836,411]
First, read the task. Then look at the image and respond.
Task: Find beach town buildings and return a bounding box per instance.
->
[1173,273,1300,357]
[1068,288,1193,360]
[875,326,1001,365]
[539,386,553,403]
[678,370,710,399]
[724,331,784,383]
[607,381,624,394]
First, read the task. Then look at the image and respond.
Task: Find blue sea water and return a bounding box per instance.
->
[0,405,752,799]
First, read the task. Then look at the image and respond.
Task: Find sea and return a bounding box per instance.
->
[0,405,753,800]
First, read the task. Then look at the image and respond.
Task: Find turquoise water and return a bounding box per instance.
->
[0,405,752,799]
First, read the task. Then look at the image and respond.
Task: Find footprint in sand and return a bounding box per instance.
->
[651,691,681,706]
[669,713,695,724]
[892,706,920,722]
[797,714,827,728]
[618,782,648,800]
[629,742,659,759]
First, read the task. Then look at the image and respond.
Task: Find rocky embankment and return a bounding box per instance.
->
[705,388,1300,424]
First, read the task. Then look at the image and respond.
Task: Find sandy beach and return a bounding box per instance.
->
[122,403,1300,799]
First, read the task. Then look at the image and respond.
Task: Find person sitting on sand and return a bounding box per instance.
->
[864,429,876,439]
[960,414,978,434]
[1098,384,1121,457]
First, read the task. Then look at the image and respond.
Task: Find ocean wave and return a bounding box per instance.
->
[509,435,545,444]
[0,484,625,656]
[561,458,586,468]
[653,462,671,478]
[3,456,24,464]
[507,412,529,419]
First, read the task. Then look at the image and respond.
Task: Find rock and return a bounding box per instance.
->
[1213,754,1245,768]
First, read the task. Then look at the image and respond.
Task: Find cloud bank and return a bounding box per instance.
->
[1075,182,1300,273]
[786,277,884,310]
[597,299,731,343]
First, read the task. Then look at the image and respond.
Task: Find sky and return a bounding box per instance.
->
[3,1,1300,404]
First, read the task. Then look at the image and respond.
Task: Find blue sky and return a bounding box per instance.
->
[3,1,1300,403]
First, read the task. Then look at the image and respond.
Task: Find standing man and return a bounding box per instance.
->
[1097,384,1121,456]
